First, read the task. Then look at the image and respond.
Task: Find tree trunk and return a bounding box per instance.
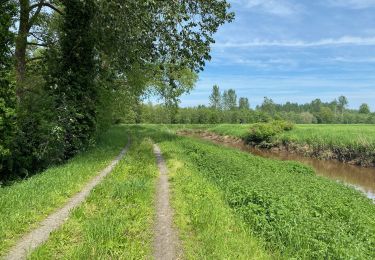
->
[15,0,30,99]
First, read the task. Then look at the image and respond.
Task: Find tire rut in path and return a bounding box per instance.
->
[153,144,181,260]
[5,138,131,260]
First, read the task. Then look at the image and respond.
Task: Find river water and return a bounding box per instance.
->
[181,131,375,202]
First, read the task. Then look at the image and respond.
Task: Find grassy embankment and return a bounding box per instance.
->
[0,126,128,256]
[175,124,375,166]
[31,134,157,259]
[145,125,375,259]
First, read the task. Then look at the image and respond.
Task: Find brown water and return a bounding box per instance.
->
[181,131,375,202]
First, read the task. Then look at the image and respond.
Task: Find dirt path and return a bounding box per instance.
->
[5,138,131,260]
[153,144,181,260]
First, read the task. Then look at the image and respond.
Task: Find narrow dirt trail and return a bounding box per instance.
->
[153,144,181,260]
[5,138,131,260]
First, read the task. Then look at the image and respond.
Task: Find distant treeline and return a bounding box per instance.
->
[119,86,375,124]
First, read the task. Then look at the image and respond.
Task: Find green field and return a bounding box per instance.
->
[1,125,375,259]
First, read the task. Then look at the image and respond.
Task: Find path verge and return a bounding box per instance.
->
[153,144,181,260]
[5,137,131,260]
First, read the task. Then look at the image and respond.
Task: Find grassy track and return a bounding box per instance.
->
[0,126,128,256]
[144,125,375,259]
[31,134,157,259]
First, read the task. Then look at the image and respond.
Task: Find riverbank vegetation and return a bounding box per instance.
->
[175,123,375,166]
[142,125,375,259]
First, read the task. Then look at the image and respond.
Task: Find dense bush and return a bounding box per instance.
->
[245,120,294,144]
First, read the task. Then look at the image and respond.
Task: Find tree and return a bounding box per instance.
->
[239,97,250,110]
[209,85,221,110]
[15,0,63,96]
[222,89,237,110]
[310,98,322,113]
[318,107,335,123]
[359,103,370,114]
[338,96,348,115]
[51,0,96,157]
[151,66,198,123]
[260,97,276,115]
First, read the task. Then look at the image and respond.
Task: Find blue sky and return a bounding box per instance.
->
[178,0,375,110]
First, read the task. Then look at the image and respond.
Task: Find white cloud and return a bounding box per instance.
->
[215,36,375,48]
[234,0,299,16]
[327,0,375,9]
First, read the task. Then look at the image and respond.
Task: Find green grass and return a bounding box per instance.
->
[280,124,375,148]
[0,125,129,256]
[165,152,269,259]
[144,125,375,259]
[170,123,375,143]
[31,133,157,259]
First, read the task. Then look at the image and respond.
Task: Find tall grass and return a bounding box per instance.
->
[173,124,375,165]
[165,156,270,259]
[0,125,129,256]
[280,124,375,149]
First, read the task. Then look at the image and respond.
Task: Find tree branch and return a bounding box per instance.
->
[27,41,48,47]
[27,56,44,63]
[29,1,63,16]
[28,0,45,31]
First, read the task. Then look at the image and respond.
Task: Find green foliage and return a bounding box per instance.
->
[0,0,17,174]
[95,0,234,73]
[222,89,237,110]
[239,97,250,110]
[317,107,335,123]
[153,128,375,259]
[53,0,97,158]
[246,121,294,143]
[209,85,222,109]
[359,103,370,114]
